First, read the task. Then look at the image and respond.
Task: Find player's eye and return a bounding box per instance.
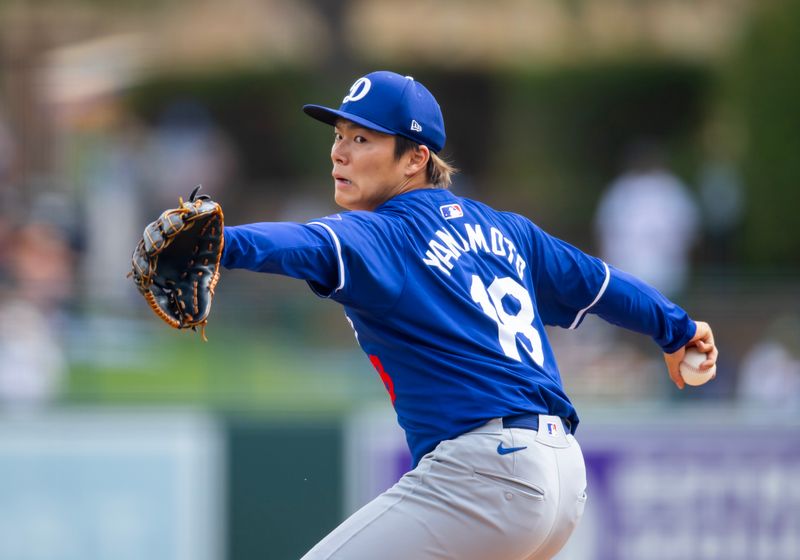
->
[354,135,366,143]
[333,132,343,142]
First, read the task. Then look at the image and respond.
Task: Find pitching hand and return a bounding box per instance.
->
[663,321,718,390]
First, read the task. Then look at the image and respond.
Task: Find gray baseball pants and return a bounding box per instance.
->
[301,415,587,560]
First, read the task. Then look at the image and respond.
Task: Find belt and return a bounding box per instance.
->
[502,413,574,434]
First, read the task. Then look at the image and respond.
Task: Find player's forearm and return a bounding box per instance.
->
[592,266,696,353]
[222,222,338,287]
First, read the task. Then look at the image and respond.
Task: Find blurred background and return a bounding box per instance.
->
[0,0,798,558]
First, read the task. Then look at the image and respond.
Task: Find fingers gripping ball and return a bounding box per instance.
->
[129,186,224,340]
[680,347,716,386]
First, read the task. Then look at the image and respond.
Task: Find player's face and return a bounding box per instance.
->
[330,120,411,211]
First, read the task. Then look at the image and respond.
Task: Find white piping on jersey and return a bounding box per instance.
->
[309,221,345,293]
[568,261,610,329]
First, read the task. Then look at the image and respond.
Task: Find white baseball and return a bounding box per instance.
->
[680,347,716,386]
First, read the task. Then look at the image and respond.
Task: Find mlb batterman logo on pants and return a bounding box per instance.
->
[191,70,718,559]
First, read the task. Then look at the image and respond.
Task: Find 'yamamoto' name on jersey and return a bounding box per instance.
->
[422,223,528,280]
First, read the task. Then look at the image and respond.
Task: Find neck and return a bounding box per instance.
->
[394,171,431,197]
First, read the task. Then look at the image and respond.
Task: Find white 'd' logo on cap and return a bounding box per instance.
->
[343,77,371,103]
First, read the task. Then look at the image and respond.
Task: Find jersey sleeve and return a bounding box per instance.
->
[524,219,610,329]
[523,218,695,353]
[305,212,407,310]
[221,222,338,289]
[591,266,696,353]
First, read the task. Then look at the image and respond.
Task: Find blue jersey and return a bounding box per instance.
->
[222,188,695,466]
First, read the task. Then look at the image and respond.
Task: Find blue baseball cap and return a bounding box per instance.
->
[303,71,446,153]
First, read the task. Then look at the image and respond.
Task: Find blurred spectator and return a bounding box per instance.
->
[82,100,146,307]
[0,217,12,295]
[0,108,22,238]
[738,313,800,409]
[0,109,15,185]
[0,223,73,409]
[697,121,745,265]
[9,223,74,308]
[0,298,67,408]
[54,92,147,309]
[144,99,237,214]
[594,141,700,298]
[698,161,744,262]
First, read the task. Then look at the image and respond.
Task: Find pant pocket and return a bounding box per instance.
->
[473,470,546,501]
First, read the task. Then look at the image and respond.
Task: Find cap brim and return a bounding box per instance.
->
[302,104,396,136]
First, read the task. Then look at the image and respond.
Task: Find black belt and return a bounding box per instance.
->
[502,413,574,434]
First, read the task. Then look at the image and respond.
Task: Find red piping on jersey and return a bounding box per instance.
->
[369,355,397,405]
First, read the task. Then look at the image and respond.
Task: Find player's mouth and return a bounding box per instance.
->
[333,174,353,188]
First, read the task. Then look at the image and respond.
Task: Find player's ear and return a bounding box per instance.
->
[405,144,430,176]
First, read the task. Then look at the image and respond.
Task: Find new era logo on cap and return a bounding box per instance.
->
[302,71,446,153]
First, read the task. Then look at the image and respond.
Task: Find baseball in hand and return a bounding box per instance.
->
[680,347,716,386]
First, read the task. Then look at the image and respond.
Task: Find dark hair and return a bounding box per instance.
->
[394,136,457,188]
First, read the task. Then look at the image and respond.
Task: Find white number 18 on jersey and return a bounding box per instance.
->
[470,275,545,366]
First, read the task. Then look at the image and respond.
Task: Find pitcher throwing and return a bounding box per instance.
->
[219,71,717,560]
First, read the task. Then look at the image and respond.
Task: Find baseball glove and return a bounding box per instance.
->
[129,186,224,340]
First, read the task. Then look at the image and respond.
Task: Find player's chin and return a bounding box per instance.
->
[334,188,359,211]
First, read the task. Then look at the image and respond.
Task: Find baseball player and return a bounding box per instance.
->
[221,71,718,560]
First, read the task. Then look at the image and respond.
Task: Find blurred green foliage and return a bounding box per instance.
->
[127,67,339,182]
[490,61,710,243]
[727,0,800,267]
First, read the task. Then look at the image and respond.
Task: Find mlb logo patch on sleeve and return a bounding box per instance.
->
[440,204,464,220]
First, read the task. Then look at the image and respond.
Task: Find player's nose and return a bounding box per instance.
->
[331,141,348,165]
